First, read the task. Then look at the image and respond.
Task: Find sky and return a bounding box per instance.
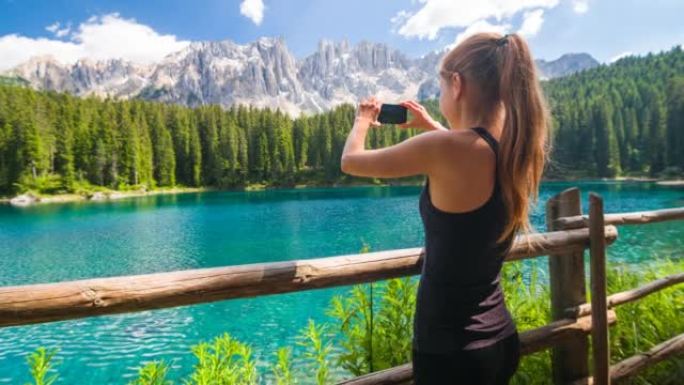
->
[0,0,683,71]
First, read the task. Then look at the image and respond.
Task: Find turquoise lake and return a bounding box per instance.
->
[0,181,683,384]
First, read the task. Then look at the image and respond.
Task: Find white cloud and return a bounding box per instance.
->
[609,51,633,63]
[0,35,82,71]
[518,9,545,37]
[390,10,412,34]
[45,22,60,34]
[572,0,589,14]
[392,0,559,40]
[240,0,266,26]
[450,20,511,49]
[0,13,190,71]
[71,13,190,63]
[45,21,71,38]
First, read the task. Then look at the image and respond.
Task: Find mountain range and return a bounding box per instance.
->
[1,36,599,118]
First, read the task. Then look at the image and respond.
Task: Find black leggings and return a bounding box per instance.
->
[411,331,521,385]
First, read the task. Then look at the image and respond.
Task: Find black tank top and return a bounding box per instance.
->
[413,126,518,353]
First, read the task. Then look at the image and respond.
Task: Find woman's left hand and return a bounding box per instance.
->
[356,96,382,127]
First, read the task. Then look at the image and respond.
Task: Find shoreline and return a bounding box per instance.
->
[0,187,208,206]
[2,177,682,207]
[655,180,684,186]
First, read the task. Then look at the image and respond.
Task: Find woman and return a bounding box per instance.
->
[340,32,550,384]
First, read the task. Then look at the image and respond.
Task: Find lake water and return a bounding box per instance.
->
[0,181,682,384]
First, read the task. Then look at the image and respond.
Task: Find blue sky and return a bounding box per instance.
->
[1,0,683,71]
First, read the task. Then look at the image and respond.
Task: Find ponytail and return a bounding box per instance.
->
[496,33,550,244]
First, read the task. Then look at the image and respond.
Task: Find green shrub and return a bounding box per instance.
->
[14,173,64,195]
[183,332,259,385]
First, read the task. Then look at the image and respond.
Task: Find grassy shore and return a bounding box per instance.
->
[0,176,425,205]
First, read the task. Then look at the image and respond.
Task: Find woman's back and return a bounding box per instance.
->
[413,126,517,353]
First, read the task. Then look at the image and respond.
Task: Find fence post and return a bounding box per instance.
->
[589,193,610,385]
[546,187,589,384]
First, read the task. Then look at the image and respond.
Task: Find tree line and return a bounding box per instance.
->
[0,85,417,194]
[0,46,682,194]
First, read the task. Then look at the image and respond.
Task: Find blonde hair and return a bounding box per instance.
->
[439,32,551,243]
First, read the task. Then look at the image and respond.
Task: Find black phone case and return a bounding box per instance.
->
[378,104,408,124]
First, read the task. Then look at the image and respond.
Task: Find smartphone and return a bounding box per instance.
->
[377,103,408,124]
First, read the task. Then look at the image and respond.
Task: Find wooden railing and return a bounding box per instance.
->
[1,187,683,385]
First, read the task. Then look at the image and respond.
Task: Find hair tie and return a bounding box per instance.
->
[496,34,510,47]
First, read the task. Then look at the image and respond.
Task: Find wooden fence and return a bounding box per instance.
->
[0,187,683,384]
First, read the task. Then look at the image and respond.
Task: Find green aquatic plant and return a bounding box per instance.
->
[326,240,417,376]
[372,277,417,368]
[326,283,375,376]
[325,240,377,376]
[128,360,173,385]
[270,347,296,385]
[24,347,59,385]
[182,332,259,385]
[326,277,417,376]
[295,319,333,385]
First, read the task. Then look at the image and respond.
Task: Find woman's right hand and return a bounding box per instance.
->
[398,100,443,131]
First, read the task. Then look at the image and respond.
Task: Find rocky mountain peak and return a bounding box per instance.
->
[2,37,599,118]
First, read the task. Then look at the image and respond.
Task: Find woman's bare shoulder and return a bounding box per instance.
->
[421,130,494,187]
[430,129,495,160]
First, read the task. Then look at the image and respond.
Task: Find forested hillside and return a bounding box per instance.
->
[0,47,682,195]
[0,86,417,194]
[542,46,684,177]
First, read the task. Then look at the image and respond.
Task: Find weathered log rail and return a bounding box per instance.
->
[565,272,684,318]
[570,333,684,385]
[554,207,684,230]
[0,226,617,328]
[1,187,682,385]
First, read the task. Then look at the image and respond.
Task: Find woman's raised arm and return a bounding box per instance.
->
[340,96,449,178]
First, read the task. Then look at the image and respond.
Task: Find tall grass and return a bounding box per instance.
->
[503,258,553,384]
[505,256,684,385]
[601,258,684,385]
[20,255,683,384]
